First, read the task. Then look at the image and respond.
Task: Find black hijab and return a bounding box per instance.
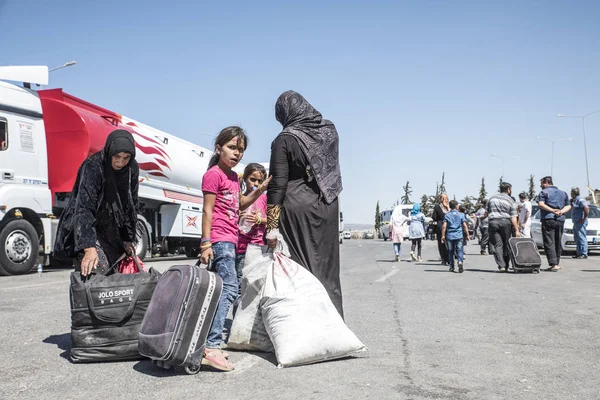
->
[275,90,343,204]
[102,130,137,230]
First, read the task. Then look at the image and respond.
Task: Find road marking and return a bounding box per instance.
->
[374,269,400,283]
[0,281,62,291]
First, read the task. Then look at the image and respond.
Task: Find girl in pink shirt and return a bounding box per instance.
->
[236,163,268,287]
[200,126,270,372]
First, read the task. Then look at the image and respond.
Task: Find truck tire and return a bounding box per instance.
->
[135,220,149,261]
[0,219,39,276]
[185,246,199,258]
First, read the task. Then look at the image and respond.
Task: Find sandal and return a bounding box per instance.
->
[201,348,235,371]
[544,265,561,272]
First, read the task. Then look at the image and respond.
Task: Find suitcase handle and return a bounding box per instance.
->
[195,258,215,272]
[84,280,142,324]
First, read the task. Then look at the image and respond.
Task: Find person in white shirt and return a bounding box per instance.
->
[519,192,532,238]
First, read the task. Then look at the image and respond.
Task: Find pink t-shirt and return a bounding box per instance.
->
[202,165,240,245]
[237,193,267,254]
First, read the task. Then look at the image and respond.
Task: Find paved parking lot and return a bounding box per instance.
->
[1,239,599,400]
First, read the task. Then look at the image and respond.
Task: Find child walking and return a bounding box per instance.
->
[408,204,426,262]
[441,200,470,273]
[236,163,268,293]
[200,127,270,372]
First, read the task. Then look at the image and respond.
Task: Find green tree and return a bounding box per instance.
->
[478,177,487,204]
[498,176,503,193]
[439,173,446,194]
[428,183,440,209]
[461,196,476,214]
[401,181,412,204]
[528,174,536,200]
[375,201,381,233]
[420,194,432,217]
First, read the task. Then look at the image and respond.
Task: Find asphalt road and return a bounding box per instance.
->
[1,239,599,400]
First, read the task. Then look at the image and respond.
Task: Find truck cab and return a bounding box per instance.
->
[0,67,53,275]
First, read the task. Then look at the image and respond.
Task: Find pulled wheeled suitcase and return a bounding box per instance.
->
[137,261,222,374]
[508,237,542,273]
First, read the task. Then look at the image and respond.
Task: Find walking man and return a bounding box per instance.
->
[487,182,520,272]
[519,192,532,238]
[537,176,571,271]
[570,187,589,259]
[475,200,492,255]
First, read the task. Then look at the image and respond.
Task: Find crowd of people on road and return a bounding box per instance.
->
[387,176,593,274]
[55,90,344,372]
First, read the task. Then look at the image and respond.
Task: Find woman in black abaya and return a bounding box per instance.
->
[266,90,344,318]
[55,130,139,276]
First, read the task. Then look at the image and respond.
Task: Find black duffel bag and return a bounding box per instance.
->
[69,261,160,363]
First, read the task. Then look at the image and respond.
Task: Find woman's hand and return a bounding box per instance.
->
[124,242,136,256]
[267,237,278,249]
[81,247,99,276]
[200,247,213,265]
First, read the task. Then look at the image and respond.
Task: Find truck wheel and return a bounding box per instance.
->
[135,220,149,261]
[185,246,199,258]
[0,219,39,276]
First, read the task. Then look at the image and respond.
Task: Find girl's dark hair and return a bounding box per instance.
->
[207,126,248,170]
[242,163,266,181]
[241,163,266,192]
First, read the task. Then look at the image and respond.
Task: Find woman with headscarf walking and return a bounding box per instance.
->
[432,194,450,265]
[390,205,409,262]
[266,90,344,318]
[55,130,139,276]
[408,203,426,262]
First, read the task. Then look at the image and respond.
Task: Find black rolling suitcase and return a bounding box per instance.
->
[508,237,542,273]
[138,261,222,374]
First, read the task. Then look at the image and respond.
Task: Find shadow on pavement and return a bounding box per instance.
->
[465,268,498,273]
[580,269,600,272]
[43,333,71,361]
[423,270,449,273]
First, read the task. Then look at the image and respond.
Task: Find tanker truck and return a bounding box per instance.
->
[0,66,242,275]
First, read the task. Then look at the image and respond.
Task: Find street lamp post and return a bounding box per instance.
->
[49,61,77,72]
[534,136,572,177]
[557,109,600,191]
[490,153,516,178]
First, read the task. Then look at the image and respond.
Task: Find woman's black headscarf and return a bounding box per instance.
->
[102,129,137,232]
[275,90,342,204]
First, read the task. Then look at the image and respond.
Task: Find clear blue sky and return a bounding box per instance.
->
[2,0,599,224]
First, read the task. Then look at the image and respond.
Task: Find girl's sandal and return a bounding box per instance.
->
[202,348,235,372]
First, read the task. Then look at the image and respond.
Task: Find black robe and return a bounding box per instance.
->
[432,204,449,263]
[267,134,343,318]
[54,152,139,267]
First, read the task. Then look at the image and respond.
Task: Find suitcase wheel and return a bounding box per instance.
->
[185,364,201,375]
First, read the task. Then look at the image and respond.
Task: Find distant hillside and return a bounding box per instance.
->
[345,223,374,231]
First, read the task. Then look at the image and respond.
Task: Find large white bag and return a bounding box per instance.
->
[227,244,274,352]
[261,235,366,368]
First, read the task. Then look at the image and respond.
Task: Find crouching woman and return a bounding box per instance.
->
[54,130,139,276]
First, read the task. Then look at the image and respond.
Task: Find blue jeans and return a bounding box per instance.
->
[206,242,238,349]
[573,220,588,256]
[446,239,463,268]
[393,242,402,256]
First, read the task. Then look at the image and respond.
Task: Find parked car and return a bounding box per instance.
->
[531,205,600,253]
[364,231,375,239]
[343,231,352,240]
